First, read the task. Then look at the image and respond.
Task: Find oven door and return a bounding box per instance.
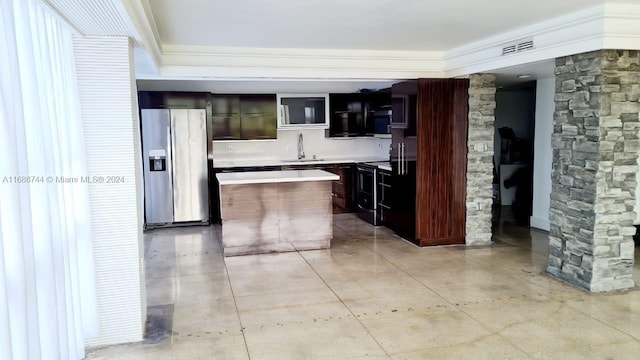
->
[356,165,377,225]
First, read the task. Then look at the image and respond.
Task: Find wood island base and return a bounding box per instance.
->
[217,171,336,256]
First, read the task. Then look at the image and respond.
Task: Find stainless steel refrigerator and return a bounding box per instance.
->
[141,108,209,227]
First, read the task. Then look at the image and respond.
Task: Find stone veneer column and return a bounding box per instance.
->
[466,74,496,245]
[549,50,639,292]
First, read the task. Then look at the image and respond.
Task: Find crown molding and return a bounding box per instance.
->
[159,45,446,79]
[153,65,444,81]
[446,35,605,78]
[444,3,640,77]
[602,3,640,17]
[444,5,606,61]
[602,3,640,50]
[161,44,443,61]
[114,0,162,75]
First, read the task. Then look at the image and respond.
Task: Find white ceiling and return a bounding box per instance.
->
[148,0,615,51]
[46,0,639,90]
[493,59,556,86]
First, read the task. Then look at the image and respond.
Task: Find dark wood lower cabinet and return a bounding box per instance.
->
[323,164,354,213]
[286,164,354,214]
[388,161,417,241]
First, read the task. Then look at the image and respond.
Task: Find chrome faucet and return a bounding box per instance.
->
[297,133,305,160]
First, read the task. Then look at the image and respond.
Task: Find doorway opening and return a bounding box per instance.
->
[492,80,537,234]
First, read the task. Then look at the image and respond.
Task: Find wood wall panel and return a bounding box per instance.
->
[416,79,469,246]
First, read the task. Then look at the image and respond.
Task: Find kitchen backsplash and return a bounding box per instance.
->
[212,129,391,161]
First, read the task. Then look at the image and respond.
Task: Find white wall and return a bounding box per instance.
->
[74,36,145,347]
[213,129,391,163]
[531,77,555,231]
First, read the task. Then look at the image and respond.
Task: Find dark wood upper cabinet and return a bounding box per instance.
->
[210,114,241,140]
[328,93,366,137]
[367,89,392,111]
[328,91,392,137]
[138,91,209,109]
[390,82,417,136]
[211,94,276,140]
[240,113,276,140]
[415,79,469,246]
[239,95,277,139]
[240,95,276,115]
[211,95,240,115]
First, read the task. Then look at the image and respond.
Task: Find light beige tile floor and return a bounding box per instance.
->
[87,213,640,359]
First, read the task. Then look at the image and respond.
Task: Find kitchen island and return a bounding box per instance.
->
[216,169,339,256]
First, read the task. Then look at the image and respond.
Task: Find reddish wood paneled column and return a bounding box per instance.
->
[416,79,469,246]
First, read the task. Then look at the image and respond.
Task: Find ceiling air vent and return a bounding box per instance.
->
[501,39,535,56]
[517,40,534,52]
[501,44,517,56]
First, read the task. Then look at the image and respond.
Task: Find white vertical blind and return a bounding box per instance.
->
[0,0,98,359]
[73,36,145,347]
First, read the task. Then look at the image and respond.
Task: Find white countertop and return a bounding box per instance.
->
[216,169,340,185]
[367,161,392,172]
[214,156,388,168]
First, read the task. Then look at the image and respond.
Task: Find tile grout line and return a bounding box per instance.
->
[354,233,612,358]
[354,236,461,308]
[354,235,537,358]
[336,225,532,358]
[562,295,640,343]
[137,218,639,358]
[216,226,253,360]
[295,250,392,358]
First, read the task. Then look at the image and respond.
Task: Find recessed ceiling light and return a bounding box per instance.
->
[517,74,531,79]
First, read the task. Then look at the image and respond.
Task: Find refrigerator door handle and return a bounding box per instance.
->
[403,143,407,175]
[401,143,405,175]
[404,143,407,175]
[166,124,173,189]
[401,142,404,175]
[403,143,406,175]
[169,117,177,219]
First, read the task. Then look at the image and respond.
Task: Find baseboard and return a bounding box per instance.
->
[530,216,550,231]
